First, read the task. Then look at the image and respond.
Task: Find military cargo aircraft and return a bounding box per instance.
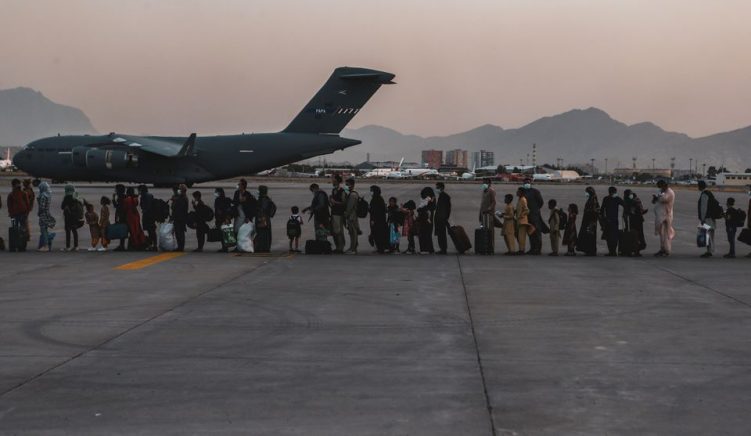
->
[13,67,395,185]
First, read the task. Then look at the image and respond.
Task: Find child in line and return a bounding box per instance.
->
[563,203,578,256]
[85,203,101,251]
[287,206,303,253]
[400,200,416,254]
[99,196,111,252]
[548,199,561,256]
[387,197,402,253]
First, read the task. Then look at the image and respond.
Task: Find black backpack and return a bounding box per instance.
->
[732,208,747,227]
[706,192,724,220]
[286,216,301,238]
[153,198,170,222]
[557,209,568,229]
[356,196,369,218]
[197,204,214,222]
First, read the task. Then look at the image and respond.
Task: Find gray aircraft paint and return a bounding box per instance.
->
[13,67,395,185]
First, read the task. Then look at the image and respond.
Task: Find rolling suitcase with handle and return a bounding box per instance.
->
[8,219,27,252]
[474,227,494,255]
[448,225,472,254]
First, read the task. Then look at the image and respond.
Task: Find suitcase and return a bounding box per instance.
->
[207,227,222,243]
[448,225,472,254]
[8,219,27,252]
[618,229,638,256]
[106,223,129,241]
[305,239,332,255]
[738,228,751,246]
[474,227,494,255]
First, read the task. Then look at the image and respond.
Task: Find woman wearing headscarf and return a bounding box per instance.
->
[416,187,436,254]
[124,186,147,250]
[112,184,129,251]
[60,184,83,251]
[576,186,600,256]
[623,189,648,256]
[254,185,275,253]
[368,185,388,254]
[36,181,56,251]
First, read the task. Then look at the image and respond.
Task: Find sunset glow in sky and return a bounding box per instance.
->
[1,0,749,137]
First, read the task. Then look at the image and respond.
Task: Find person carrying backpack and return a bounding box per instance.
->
[61,184,84,251]
[343,178,360,254]
[254,185,275,253]
[724,197,745,258]
[287,206,303,253]
[698,180,722,258]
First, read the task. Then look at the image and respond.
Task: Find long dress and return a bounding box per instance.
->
[417,198,435,253]
[254,195,273,253]
[369,195,388,253]
[576,196,599,255]
[124,196,146,248]
[654,188,676,253]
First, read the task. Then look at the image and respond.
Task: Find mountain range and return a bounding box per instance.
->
[0,87,748,171]
[0,87,97,149]
[341,108,751,171]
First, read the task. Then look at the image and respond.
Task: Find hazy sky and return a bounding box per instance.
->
[1,0,750,137]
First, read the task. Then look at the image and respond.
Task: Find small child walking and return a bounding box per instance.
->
[387,197,402,253]
[85,202,102,251]
[287,206,304,253]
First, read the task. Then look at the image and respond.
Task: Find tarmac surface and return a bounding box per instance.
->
[1,181,750,435]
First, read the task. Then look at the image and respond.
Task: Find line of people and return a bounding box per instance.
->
[3,176,750,257]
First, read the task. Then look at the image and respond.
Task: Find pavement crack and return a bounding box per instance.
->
[0,260,275,400]
[456,255,497,436]
[645,261,751,309]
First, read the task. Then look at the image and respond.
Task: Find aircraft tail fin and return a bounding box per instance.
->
[283,67,395,135]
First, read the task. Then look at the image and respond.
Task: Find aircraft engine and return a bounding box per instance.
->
[82,149,134,170]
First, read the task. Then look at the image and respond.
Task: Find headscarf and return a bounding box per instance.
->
[38,181,51,199]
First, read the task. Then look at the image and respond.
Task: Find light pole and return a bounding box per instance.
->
[604,158,608,175]
[652,158,656,173]
[590,158,595,176]
[689,158,693,177]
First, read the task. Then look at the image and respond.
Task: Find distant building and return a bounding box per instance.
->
[472,150,495,169]
[715,172,751,186]
[551,170,581,181]
[445,149,468,168]
[421,150,443,169]
[614,168,672,178]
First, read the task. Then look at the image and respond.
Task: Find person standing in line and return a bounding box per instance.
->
[369,185,388,254]
[400,200,417,254]
[501,194,516,255]
[434,182,451,255]
[124,187,146,250]
[343,178,360,254]
[36,181,56,251]
[522,178,544,255]
[652,180,675,257]
[387,197,402,253]
[623,189,648,256]
[600,186,624,256]
[479,178,496,229]
[191,191,211,253]
[84,202,101,252]
[303,183,330,234]
[213,188,234,252]
[112,184,128,251]
[7,179,31,245]
[417,187,436,254]
[60,184,83,252]
[514,188,529,255]
[747,186,751,258]
[329,175,347,254]
[172,184,189,252]
[576,186,600,256]
[724,197,741,259]
[563,203,578,256]
[99,196,111,251]
[287,206,304,253]
[254,185,275,253]
[698,180,720,258]
[139,185,157,251]
[232,179,257,234]
[22,179,35,242]
[547,199,561,256]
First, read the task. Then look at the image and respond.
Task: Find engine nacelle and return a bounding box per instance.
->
[82,149,137,170]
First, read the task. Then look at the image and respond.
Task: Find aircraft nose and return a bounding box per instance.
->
[13,149,29,171]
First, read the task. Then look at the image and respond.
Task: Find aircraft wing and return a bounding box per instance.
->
[109,134,196,158]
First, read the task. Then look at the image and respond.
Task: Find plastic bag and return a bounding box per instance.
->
[236,222,255,253]
[158,222,177,251]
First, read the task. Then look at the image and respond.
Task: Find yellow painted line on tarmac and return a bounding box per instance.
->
[114,252,186,271]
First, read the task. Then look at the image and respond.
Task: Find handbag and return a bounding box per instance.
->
[106,223,128,241]
[738,228,751,246]
[696,228,709,248]
[526,224,536,236]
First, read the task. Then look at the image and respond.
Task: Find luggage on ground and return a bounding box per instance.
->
[221,224,237,247]
[207,227,222,243]
[618,229,638,256]
[106,223,128,241]
[305,239,332,254]
[236,222,255,252]
[8,219,27,252]
[448,225,472,254]
[738,228,751,246]
[158,223,177,251]
[474,227,494,255]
